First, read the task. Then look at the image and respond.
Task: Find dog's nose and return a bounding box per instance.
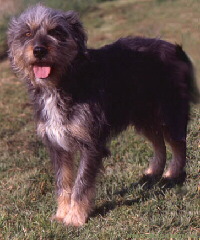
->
[33,46,48,59]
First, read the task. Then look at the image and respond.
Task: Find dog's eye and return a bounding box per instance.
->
[48,26,68,41]
[25,32,32,37]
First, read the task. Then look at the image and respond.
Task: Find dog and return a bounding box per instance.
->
[7,4,199,226]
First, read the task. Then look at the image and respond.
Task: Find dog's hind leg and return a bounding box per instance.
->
[142,128,166,177]
[162,98,188,180]
[49,148,74,222]
[163,129,186,179]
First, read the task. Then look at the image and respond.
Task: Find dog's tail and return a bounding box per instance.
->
[176,45,200,104]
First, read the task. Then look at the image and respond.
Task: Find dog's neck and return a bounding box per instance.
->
[27,79,72,120]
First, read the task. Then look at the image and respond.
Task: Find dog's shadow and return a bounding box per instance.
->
[92,175,186,218]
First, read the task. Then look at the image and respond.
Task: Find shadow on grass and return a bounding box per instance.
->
[92,197,141,218]
[92,174,186,218]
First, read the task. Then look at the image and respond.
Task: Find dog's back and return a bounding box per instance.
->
[69,37,198,141]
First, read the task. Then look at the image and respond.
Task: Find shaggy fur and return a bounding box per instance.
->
[7,4,199,226]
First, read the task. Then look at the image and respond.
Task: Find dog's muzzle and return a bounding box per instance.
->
[33,46,51,79]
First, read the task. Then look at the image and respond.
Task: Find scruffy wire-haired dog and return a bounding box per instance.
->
[8,4,199,226]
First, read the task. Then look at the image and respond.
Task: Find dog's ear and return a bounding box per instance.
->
[65,11,87,54]
[7,17,18,61]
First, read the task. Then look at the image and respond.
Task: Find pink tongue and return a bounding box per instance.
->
[33,66,51,79]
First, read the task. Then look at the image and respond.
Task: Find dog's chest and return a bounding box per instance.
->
[37,92,68,150]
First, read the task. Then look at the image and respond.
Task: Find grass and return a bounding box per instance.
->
[0,0,200,239]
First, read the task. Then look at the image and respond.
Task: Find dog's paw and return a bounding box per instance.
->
[140,173,161,183]
[64,209,88,227]
[144,164,164,177]
[160,171,187,188]
[51,207,70,222]
[163,169,186,179]
[64,212,87,227]
[51,192,72,222]
[63,200,88,227]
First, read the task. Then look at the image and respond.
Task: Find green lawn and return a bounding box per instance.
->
[0,0,199,239]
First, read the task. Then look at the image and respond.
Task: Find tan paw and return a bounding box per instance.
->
[51,192,71,222]
[144,167,163,176]
[51,206,70,222]
[163,169,184,179]
[63,200,88,227]
[52,204,71,222]
[64,210,87,227]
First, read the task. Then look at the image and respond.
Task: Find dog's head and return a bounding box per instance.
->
[7,4,87,86]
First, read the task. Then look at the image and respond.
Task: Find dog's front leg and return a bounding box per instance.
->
[64,149,102,227]
[49,147,74,222]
